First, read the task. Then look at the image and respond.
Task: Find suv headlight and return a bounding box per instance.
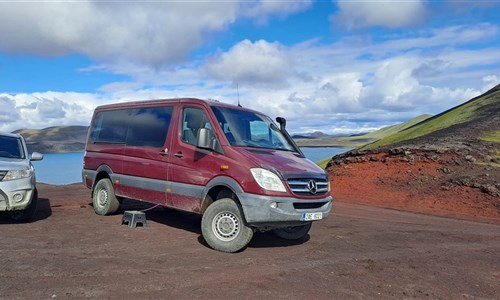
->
[3,167,34,181]
[250,168,286,192]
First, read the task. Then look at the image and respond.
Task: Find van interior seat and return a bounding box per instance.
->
[183,110,206,144]
[183,129,197,144]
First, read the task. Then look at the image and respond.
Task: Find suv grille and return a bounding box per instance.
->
[287,178,329,196]
[0,170,6,181]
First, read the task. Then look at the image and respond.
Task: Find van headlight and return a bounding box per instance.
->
[250,168,286,192]
[2,167,33,181]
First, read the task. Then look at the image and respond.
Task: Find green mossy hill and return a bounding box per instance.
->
[294,114,432,149]
[337,114,432,146]
[360,84,500,151]
[14,126,89,153]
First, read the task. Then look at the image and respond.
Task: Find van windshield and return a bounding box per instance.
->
[211,106,298,152]
[0,135,25,159]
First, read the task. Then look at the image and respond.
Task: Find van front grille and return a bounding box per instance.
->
[287,178,329,196]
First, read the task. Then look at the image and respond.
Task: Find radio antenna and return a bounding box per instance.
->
[237,83,242,107]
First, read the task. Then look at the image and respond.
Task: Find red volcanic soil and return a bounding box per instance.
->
[327,149,500,224]
[1,150,499,299]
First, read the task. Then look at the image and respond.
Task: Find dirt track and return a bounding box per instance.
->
[0,184,499,299]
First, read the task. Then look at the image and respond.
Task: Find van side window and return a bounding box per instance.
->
[126,107,172,147]
[182,107,210,145]
[90,107,173,147]
[91,109,128,144]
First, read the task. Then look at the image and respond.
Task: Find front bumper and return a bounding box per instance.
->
[237,192,333,228]
[0,177,35,211]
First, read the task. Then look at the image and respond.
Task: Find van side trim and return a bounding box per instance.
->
[167,181,204,199]
[116,174,168,193]
[87,169,206,201]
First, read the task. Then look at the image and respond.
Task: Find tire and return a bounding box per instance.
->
[92,178,120,215]
[272,222,312,240]
[9,189,38,222]
[201,198,253,253]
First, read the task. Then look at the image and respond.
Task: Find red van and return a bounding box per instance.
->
[82,98,332,252]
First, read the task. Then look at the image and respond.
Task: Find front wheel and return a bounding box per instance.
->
[92,178,120,215]
[272,222,312,240]
[201,198,253,253]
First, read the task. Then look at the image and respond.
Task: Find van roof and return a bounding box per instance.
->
[94,98,263,114]
[0,132,21,139]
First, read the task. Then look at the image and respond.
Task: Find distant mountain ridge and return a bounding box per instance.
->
[294,114,433,148]
[291,131,333,139]
[15,126,88,153]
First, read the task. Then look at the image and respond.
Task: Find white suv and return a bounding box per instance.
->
[0,132,43,221]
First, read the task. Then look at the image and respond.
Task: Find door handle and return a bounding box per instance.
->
[159,148,168,156]
[174,152,184,158]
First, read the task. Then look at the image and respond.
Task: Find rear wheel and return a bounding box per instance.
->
[92,178,120,215]
[272,222,312,240]
[201,198,253,253]
[9,189,38,222]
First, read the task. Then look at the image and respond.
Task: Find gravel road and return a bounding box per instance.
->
[0,184,499,299]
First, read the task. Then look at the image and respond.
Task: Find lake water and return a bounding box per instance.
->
[300,147,350,163]
[32,152,85,185]
[32,147,350,185]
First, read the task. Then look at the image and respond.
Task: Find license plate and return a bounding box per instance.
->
[301,212,323,221]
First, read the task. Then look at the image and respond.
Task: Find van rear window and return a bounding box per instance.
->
[90,107,172,147]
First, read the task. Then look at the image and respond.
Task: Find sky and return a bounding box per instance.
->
[0,0,499,135]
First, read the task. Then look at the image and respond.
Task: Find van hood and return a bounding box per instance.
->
[0,157,30,170]
[236,147,326,179]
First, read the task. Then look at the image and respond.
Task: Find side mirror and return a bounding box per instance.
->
[276,117,286,131]
[197,128,216,151]
[30,152,44,161]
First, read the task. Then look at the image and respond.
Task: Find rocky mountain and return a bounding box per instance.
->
[327,84,500,223]
[15,126,88,153]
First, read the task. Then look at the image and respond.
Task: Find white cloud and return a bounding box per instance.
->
[0,97,20,123]
[0,1,312,69]
[2,1,491,134]
[240,0,312,24]
[36,99,67,119]
[331,0,427,29]
[483,75,500,91]
[0,2,238,66]
[0,92,100,132]
[203,39,294,86]
[6,22,491,134]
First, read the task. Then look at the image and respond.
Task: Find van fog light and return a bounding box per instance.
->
[270,202,277,209]
[13,192,25,203]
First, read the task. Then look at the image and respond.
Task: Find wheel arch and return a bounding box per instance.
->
[90,164,114,195]
[201,176,244,214]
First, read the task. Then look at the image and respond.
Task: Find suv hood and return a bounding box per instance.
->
[237,147,326,178]
[0,157,30,170]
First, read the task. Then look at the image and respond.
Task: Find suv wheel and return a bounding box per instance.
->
[92,178,120,215]
[201,198,253,253]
